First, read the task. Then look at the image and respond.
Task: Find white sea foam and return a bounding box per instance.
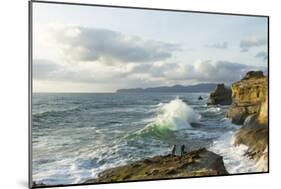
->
[255,147,268,172]
[209,130,257,174]
[145,97,201,131]
[204,107,221,113]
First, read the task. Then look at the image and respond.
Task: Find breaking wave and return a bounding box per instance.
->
[134,98,201,138]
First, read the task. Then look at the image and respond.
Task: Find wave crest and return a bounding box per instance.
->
[32,107,81,120]
[134,98,201,139]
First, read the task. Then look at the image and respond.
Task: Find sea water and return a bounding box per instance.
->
[32,93,257,185]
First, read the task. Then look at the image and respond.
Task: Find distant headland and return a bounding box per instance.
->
[116,83,219,93]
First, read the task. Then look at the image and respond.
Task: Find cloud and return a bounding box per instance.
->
[33,59,130,84]
[256,51,268,60]
[33,59,62,80]
[48,26,181,64]
[206,42,228,49]
[240,48,249,53]
[121,60,267,85]
[34,58,266,90]
[240,36,267,52]
[153,60,266,84]
[34,26,267,91]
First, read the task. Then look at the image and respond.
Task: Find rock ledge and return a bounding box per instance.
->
[85,148,228,183]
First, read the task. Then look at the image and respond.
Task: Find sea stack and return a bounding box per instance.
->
[207,84,232,105]
[226,70,268,172]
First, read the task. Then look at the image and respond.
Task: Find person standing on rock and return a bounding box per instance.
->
[171,145,176,156]
[181,144,185,156]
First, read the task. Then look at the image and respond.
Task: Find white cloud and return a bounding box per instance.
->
[206,41,228,49]
[157,60,266,83]
[47,25,181,64]
[256,51,268,61]
[33,26,267,92]
[240,36,267,52]
[33,58,266,91]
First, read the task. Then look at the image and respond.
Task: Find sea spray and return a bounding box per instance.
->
[208,126,257,173]
[139,98,201,133]
[124,98,202,141]
[255,147,268,172]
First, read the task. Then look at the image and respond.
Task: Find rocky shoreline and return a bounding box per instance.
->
[85,148,228,183]
[86,70,268,183]
[227,71,268,171]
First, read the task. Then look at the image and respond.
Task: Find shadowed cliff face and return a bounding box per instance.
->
[233,119,268,171]
[85,148,228,183]
[207,84,232,105]
[226,71,268,172]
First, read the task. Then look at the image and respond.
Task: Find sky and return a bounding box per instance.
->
[32,2,268,92]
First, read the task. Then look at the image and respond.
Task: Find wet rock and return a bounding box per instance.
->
[227,71,268,171]
[233,116,268,171]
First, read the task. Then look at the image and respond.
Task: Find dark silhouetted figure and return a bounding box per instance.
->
[198,96,203,100]
[171,145,176,156]
[181,144,185,156]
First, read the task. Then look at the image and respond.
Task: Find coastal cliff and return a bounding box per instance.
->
[226,71,268,125]
[227,71,268,171]
[85,148,228,183]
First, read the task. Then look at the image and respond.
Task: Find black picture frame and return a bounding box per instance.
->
[28,1,270,188]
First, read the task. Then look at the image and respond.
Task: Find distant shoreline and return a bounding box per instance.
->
[116,83,224,93]
[33,91,213,94]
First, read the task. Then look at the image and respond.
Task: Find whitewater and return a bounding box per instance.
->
[32,93,257,185]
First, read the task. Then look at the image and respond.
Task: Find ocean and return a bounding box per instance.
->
[32,92,257,185]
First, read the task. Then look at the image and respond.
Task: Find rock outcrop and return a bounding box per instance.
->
[207,84,232,105]
[233,116,268,171]
[243,70,264,80]
[85,148,228,183]
[226,71,268,172]
[226,71,268,125]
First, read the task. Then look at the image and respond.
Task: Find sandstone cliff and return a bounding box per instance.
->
[207,84,232,105]
[85,148,228,183]
[226,71,268,125]
[227,71,268,171]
